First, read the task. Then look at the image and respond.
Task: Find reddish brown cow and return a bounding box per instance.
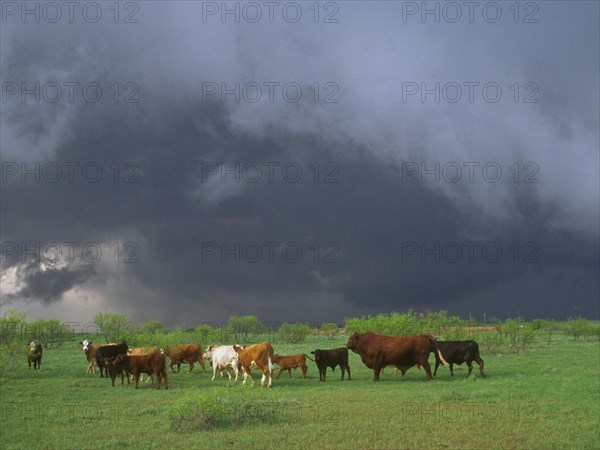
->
[128,347,161,382]
[346,332,447,381]
[163,344,206,374]
[233,342,274,387]
[272,354,314,379]
[110,352,168,389]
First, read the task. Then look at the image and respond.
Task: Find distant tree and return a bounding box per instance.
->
[227,316,264,343]
[0,309,29,375]
[143,320,165,334]
[564,317,589,341]
[27,319,72,349]
[93,313,134,343]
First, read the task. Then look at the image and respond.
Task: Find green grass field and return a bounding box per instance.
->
[1,334,598,449]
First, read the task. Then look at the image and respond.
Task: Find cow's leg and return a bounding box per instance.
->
[466,361,473,378]
[199,357,206,373]
[188,361,194,374]
[346,365,351,380]
[288,368,292,378]
[434,359,440,376]
[302,366,307,379]
[276,368,284,379]
[177,362,181,373]
[156,371,162,389]
[211,365,217,381]
[267,368,272,387]
[234,366,239,382]
[163,369,168,389]
[475,357,485,377]
[423,361,433,381]
[449,363,454,376]
[372,367,381,382]
[261,371,267,386]
[134,373,140,389]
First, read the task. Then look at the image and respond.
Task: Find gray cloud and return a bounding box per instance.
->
[1,2,598,325]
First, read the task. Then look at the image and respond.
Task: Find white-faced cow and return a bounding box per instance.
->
[202,345,241,381]
[233,342,274,387]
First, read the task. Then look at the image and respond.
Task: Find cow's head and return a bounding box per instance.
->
[310,350,322,362]
[80,339,92,352]
[111,353,126,367]
[233,345,246,356]
[29,341,41,352]
[346,332,360,351]
[202,346,214,360]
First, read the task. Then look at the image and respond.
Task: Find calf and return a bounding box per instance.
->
[128,347,161,383]
[433,340,485,378]
[310,348,351,381]
[233,342,274,387]
[95,343,128,378]
[202,345,240,381]
[272,354,313,379]
[163,344,206,374]
[103,356,130,387]
[110,352,168,389]
[26,341,43,370]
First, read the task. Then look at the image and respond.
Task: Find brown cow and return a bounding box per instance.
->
[233,342,274,387]
[272,354,314,379]
[346,332,447,381]
[110,352,168,389]
[27,341,43,370]
[128,347,161,382]
[163,344,206,374]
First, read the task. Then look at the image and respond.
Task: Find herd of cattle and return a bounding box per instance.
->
[26,333,486,389]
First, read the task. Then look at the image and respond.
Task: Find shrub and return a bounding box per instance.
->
[564,317,590,341]
[278,323,310,343]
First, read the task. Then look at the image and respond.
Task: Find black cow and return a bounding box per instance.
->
[310,348,351,381]
[95,342,128,378]
[433,340,485,378]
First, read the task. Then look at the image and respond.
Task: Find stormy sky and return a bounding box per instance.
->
[1,1,598,327]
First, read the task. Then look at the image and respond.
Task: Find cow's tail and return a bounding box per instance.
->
[304,354,315,362]
[427,335,448,367]
[268,343,274,375]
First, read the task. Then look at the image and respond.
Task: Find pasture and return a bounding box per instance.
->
[1,333,598,449]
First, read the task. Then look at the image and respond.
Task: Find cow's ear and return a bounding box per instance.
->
[79,341,83,345]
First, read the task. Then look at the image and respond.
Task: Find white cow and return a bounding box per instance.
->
[202,345,241,381]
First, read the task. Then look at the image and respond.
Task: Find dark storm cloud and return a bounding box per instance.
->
[1,1,598,324]
[3,261,95,304]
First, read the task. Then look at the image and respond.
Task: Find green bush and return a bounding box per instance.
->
[93,312,136,343]
[278,323,310,343]
[564,317,591,341]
